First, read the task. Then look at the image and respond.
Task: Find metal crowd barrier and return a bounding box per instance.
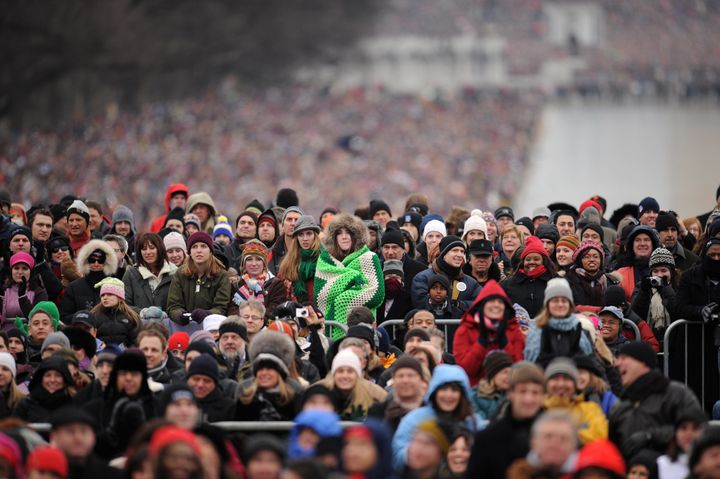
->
[623,319,641,341]
[379,319,460,352]
[28,421,361,434]
[663,319,709,405]
[324,320,348,337]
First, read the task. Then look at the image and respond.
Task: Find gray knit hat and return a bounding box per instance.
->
[544,357,578,383]
[543,277,574,306]
[292,215,320,236]
[649,247,675,270]
[383,259,404,278]
[111,204,135,232]
[41,332,70,354]
[282,206,304,223]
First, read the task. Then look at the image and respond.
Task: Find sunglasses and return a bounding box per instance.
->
[88,257,105,264]
[51,246,70,253]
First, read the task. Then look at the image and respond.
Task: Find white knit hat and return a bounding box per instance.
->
[423,220,447,241]
[163,231,187,254]
[462,209,488,242]
[203,314,226,332]
[0,352,17,378]
[332,348,363,377]
[543,277,574,306]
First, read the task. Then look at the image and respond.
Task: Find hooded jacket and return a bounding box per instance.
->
[453,280,525,386]
[59,240,118,324]
[391,364,483,469]
[150,183,190,233]
[13,356,74,422]
[185,192,217,233]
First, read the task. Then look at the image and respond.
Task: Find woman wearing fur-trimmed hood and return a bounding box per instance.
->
[314,214,384,340]
[59,239,118,324]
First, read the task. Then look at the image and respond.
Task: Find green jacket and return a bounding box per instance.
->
[166,269,231,319]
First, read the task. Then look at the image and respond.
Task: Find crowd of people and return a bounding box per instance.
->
[0,182,718,479]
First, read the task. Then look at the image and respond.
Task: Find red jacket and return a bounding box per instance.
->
[453,280,525,387]
[150,183,190,233]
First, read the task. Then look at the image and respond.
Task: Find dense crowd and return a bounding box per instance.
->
[0,182,718,479]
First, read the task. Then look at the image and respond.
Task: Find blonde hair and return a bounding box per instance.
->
[500,224,525,243]
[3,381,25,410]
[91,299,140,330]
[238,375,296,406]
[277,232,320,283]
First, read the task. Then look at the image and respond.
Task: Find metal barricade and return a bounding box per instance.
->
[28,421,361,434]
[663,319,709,409]
[623,319,641,341]
[379,319,461,352]
[324,320,348,338]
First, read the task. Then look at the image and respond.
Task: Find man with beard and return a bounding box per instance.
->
[216,320,251,382]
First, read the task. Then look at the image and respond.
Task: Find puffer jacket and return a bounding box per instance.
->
[122,262,177,312]
[391,364,484,469]
[501,268,553,318]
[411,264,481,313]
[543,395,608,445]
[93,306,138,347]
[453,280,525,386]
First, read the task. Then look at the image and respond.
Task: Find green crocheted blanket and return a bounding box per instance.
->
[314,245,385,340]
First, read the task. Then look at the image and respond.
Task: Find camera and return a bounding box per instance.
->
[295,308,309,319]
[649,276,664,288]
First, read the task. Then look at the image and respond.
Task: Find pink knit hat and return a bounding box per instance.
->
[95,277,126,300]
[9,252,35,270]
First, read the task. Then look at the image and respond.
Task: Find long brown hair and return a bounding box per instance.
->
[135,233,167,274]
[328,227,362,262]
[277,232,320,283]
[180,254,224,279]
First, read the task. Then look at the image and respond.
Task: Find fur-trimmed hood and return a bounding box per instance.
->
[322,213,369,251]
[76,239,118,276]
[249,329,296,367]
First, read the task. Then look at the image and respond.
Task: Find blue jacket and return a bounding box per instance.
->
[391,364,484,469]
[410,267,481,314]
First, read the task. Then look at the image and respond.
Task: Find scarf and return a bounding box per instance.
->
[235,272,273,303]
[384,277,403,299]
[31,386,72,410]
[648,289,671,330]
[517,265,547,280]
[436,256,462,279]
[293,248,318,301]
[621,370,669,402]
[573,268,608,306]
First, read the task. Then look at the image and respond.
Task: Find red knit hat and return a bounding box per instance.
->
[149,426,202,457]
[26,446,68,478]
[579,199,603,216]
[187,231,213,251]
[521,236,549,260]
[168,332,190,351]
[572,240,605,264]
[267,320,294,337]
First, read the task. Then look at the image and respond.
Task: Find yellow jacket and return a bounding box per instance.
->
[544,395,608,445]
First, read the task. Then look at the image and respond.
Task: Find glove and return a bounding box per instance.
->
[110,398,146,440]
[32,241,46,264]
[171,311,191,326]
[191,308,211,323]
[640,276,654,293]
[702,303,719,323]
[18,277,27,297]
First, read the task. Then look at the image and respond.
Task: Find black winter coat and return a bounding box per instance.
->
[93,306,138,347]
[399,255,427,294]
[501,270,553,318]
[235,378,303,421]
[59,271,107,324]
[13,388,74,423]
[197,386,236,422]
[68,455,124,479]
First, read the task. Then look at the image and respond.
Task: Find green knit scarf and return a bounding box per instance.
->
[293,248,318,302]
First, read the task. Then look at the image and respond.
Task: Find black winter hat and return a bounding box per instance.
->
[276,188,299,209]
[110,350,149,394]
[301,383,336,409]
[186,341,217,360]
[369,199,392,218]
[29,356,73,392]
[438,235,465,259]
[581,223,605,243]
[218,321,248,342]
[165,207,186,226]
[50,406,96,430]
[392,355,425,378]
[483,351,514,381]
[401,211,423,231]
[574,354,604,378]
[62,326,97,358]
[515,217,534,235]
[71,310,97,329]
[535,224,560,244]
[428,274,450,293]
[618,342,657,369]
[158,383,197,415]
[404,328,431,346]
[187,353,219,383]
[494,207,514,221]
[638,197,660,215]
[381,229,405,248]
[243,434,286,463]
[468,239,493,256]
[604,285,627,308]
[655,212,680,232]
[346,325,378,352]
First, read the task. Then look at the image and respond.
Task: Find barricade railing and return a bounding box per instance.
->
[28,421,362,434]
[324,320,348,338]
[379,319,461,352]
[663,319,709,408]
[623,319,641,341]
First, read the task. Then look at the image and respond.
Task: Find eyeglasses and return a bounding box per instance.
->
[51,246,70,253]
[240,314,263,321]
[88,258,105,264]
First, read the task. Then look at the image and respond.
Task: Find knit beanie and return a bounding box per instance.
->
[163,231,187,253]
[369,199,392,218]
[556,235,580,251]
[189,330,216,346]
[581,223,605,243]
[404,328,431,346]
[41,332,70,354]
[462,209,488,241]
[543,278,574,306]
[96,346,120,366]
[438,235,465,259]
[276,188,300,209]
[293,215,320,236]
[149,426,202,457]
[535,224,560,244]
[604,285,627,308]
[26,446,68,478]
[650,212,677,233]
[95,277,125,300]
[383,259,404,278]
[112,205,135,232]
[187,353,220,383]
[516,217,534,236]
[423,220,447,241]
[219,321,249,342]
[187,231,213,250]
[241,239,269,266]
[400,211,422,231]
[9,252,34,270]
[212,223,234,241]
[579,199,603,216]
[428,274,450,293]
[391,355,424,378]
[544,357,578,383]
[416,420,451,455]
[0,353,16,378]
[521,236,549,260]
[282,206,305,223]
[331,348,362,377]
[246,200,265,216]
[649,247,675,270]
[301,384,336,409]
[165,206,186,225]
[494,207,514,221]
[203,314,226,333]
[184,213,201,230]
[29,301,60,327]
[168,332,190,351]
[483,351,513,381]
[572,240,605,264]
[638,197,660,216]
[185,340,217,359]
[50,406,96,430]
[618,342,657,369]
[381,229,405,248]
[574,355,605,378]
[66,200,90,223]
[235,211,258,228]
[158,383,197,416]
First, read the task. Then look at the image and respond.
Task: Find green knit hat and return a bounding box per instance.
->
[20,301,61,333]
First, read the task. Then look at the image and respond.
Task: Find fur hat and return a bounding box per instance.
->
[75,239,118,276]
[323,213,369,251]
[249,330,296,377]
